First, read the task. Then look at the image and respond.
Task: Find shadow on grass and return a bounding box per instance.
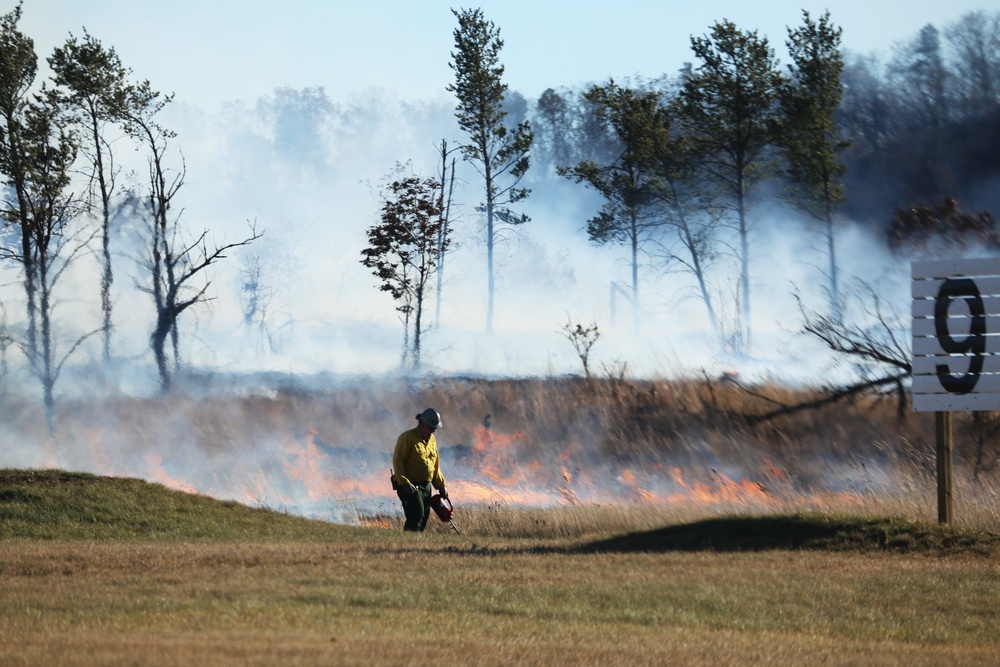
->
[576,514,1000,555]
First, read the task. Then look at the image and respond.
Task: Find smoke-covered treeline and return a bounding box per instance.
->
[0,3,997,418]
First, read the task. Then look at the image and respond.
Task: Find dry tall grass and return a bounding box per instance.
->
[3,373,999,531]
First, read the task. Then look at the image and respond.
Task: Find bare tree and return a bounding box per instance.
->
[944,10,1000,119]
[122,81,261,391]
[742,280,911,425]
[238,245,278,353]
[888,24,953,132]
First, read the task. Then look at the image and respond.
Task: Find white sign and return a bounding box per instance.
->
[912,257,1000,411]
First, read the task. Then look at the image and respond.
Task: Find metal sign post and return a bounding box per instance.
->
[912,258,1000,524]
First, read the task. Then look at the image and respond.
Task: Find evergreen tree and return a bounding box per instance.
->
[448,7,532,332]
[674,20,783,350]
[0,2,40,369]
[49,31,129,363]
[779,11,849,321]
[560,81,662,331]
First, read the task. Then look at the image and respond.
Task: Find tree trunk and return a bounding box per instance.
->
[90,112,114,364]
[152,309,172,392]
[39,254,55,436]
[631,210,640,332]
[737,173,751,351]
[485,157,495,333]
[825,199,841,323]
[435,154,455,330]
[680,216,721,342]
[413,278,424,371]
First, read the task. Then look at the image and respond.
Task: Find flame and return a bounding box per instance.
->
[68,419,868,524]
[360,515,394,529]
[282,428,334,501]
[145,454,198,494]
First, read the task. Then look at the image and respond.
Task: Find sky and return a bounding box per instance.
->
[18,0,996,111]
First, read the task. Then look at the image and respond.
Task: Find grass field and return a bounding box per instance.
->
[2,470,1000,666]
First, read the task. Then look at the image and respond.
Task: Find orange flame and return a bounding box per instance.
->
[145,454,198,494]
[69,419,869,523]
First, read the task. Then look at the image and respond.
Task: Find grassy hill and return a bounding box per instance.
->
[0,468,358,542]
[3,467,999,557]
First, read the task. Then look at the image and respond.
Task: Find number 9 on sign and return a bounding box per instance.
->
[934,278,986,394]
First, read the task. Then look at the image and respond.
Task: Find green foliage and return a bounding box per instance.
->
[0,2,38,228]
[361,171,447,369]
[674,20,784,345]
[448,7,533,212]
[778,11,850,321]
[559,82,666,327]
[48,30,129,125]
[49,31,131,362]
[675,19,784,188]
[778,11,849,222]
[561,82,663,247]
[0,2,36,126]
[448,7,533,331]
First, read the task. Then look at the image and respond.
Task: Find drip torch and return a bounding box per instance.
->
[429,493,460,534]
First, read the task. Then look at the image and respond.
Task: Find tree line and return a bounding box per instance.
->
[365,9,856,356]
[361,7,1000,362]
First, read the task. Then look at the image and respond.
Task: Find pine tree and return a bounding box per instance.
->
[778,11,849,321]
[675,20,783,350]
[448,8,532,332]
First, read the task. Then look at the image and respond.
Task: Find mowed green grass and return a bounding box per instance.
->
[2,469,1000,666]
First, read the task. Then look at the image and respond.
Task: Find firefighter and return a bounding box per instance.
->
[392,408,448,531]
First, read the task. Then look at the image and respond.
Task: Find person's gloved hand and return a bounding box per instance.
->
[405,483,417,495]
[439,487,448,500]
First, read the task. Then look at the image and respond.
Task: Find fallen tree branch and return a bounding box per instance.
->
[737,372,910,426]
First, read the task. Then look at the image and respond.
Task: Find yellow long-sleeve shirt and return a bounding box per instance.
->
[392,427,446,491]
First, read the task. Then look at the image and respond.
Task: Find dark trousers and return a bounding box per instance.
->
[397,482,432,531]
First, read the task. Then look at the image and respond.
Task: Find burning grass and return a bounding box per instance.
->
[2,373,1000,531]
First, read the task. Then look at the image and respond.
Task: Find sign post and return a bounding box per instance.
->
[912,257,1000,524]
[934,411,953,524]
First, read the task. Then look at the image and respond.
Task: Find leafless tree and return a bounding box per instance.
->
[122,81,261,391]
[740,280,911,425]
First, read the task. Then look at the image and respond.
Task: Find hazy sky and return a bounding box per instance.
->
[19,0,996,110]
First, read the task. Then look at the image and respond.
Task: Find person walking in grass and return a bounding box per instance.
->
[392,408,448,531]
